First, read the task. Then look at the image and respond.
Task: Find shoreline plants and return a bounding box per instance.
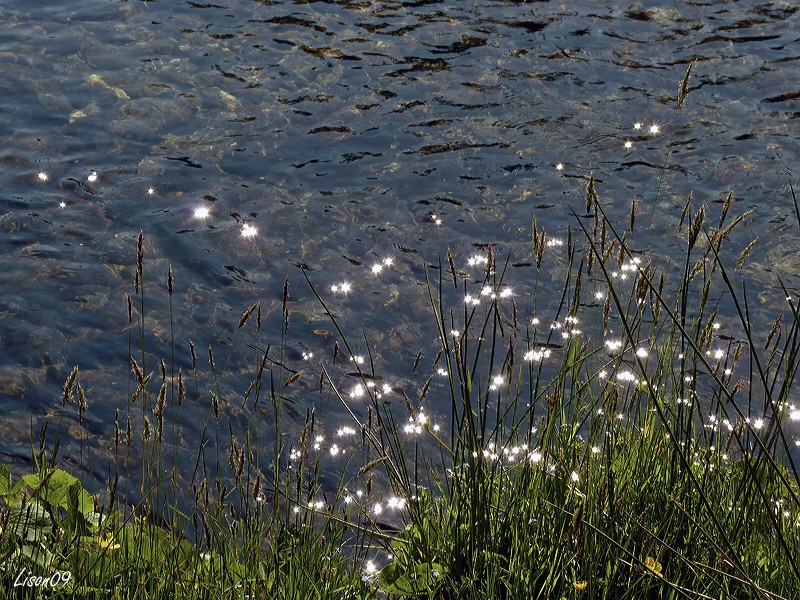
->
[1,66,799,598]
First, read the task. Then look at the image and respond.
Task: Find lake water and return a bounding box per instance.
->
[1,0,798,500]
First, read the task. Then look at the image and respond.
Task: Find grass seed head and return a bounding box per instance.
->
[62,366,79,405]
[447,248,458,288]
[77,383,87,414]
[131,357,144,385]
[676,60,695,111]
[736,237,758,269]
[136,230,143,277]
[688,204,705,251]
[238,302,259,330]
[178,369,185,407]
[586,175,598,212]
[765,314,783,351]
[719,191,734,227]
[154,383,166,418]
[282,276,289,325]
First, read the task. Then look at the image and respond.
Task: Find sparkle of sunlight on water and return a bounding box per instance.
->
[0,0,798,518]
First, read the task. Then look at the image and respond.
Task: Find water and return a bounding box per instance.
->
[1,0,798,496]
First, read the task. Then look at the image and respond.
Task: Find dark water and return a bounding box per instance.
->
[1,0,798,496]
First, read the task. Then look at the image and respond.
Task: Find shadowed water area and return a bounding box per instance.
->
[0,0,798,501]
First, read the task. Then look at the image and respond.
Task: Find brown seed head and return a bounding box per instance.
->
[77,383,87,414]
[676,60,695,111]
[178,369,185,407]
[62,366,79,406]
[131,357,144,385]
[137,230,144,276]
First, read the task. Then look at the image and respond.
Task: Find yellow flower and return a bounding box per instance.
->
[644,556,663,577]
[96,533,120,551]
[573,580,588,591]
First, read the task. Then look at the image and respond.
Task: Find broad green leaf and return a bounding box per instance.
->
[71,481,95,515]
[19,541,54,568]
[64,483,95,536]
[7,477,28,501]
[9,500,52,543]
[21,473,42,490]
[378,562,447,596]
[40,469,82,510]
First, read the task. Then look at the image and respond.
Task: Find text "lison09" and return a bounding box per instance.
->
[14,568,72,588]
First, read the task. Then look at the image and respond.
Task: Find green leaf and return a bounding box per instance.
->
[7,477,28,501]
[9,500,52,543]
[64,483,95,536]
[18,541,54,568]
[21,473,42,490]
[72,481,95,515]
[378,562,447,596]
[40,469,82,510]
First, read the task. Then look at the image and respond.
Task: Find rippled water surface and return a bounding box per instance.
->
[1,0,798,491]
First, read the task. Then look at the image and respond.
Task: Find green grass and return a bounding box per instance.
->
[1,66,799,598]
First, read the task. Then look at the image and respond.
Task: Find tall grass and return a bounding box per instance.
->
[1,193,797,600]
[0,65,798,599]
[0,229,373,599]
[316,187,798,598]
